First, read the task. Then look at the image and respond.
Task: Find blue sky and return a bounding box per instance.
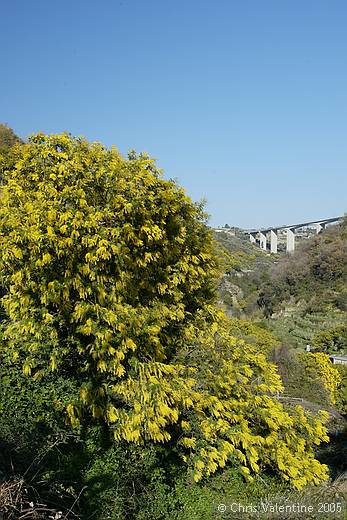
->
[1,0,346,228]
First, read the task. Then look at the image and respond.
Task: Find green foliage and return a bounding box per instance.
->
[80,444,288,520]
[227,318,280,354]
[213,230,269,273]
[0,363,85,516]
[298,352,342,405]
[312,325,347,354]
[0,364,78,453]
[0,124,23,186]
[335,365,347,415]
[213,235,255,273]
[0,123,22,150]
[267,306,346,350]
[213,230,276,319]
[138,468,287,520]
[273,345,331,406]
[80,443,176,519]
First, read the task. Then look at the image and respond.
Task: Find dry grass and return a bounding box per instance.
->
[0,477,80,520]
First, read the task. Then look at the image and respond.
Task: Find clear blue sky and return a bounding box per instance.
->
[1,0,346,228]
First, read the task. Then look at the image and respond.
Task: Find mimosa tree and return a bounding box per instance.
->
[0,133,330,488]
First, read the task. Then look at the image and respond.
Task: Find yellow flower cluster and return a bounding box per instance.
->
[300,352,342,404]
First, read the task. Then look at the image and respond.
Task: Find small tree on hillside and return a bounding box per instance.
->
[0,123,22,150]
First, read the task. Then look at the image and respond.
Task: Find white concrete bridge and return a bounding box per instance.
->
[249,216,343,253]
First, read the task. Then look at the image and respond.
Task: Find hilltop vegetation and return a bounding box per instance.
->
[258,219,346,315]
[0,128,345,519]
[0,123,22,151]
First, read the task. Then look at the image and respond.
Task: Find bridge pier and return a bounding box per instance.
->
[259,232,267,251]
[286,228,295,253]
[315,222,327,234]
[270,229,278,253]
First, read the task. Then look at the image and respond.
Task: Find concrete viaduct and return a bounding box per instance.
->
[249,216,343,254]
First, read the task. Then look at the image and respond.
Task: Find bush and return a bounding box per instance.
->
[298,352,342,405]
[312,325,347,354]
[335,365,347,415]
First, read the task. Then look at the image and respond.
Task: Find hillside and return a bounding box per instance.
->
[214,218,347,352]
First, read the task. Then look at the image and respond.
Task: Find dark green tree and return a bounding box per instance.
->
[0,123,22,150]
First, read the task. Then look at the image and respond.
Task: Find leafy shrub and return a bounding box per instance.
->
[298,352,342,405]
[312,325,347,354]
[0,363,78,460]
[335,365,347,415]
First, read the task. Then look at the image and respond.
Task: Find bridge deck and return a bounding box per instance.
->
[257,216,343,234]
